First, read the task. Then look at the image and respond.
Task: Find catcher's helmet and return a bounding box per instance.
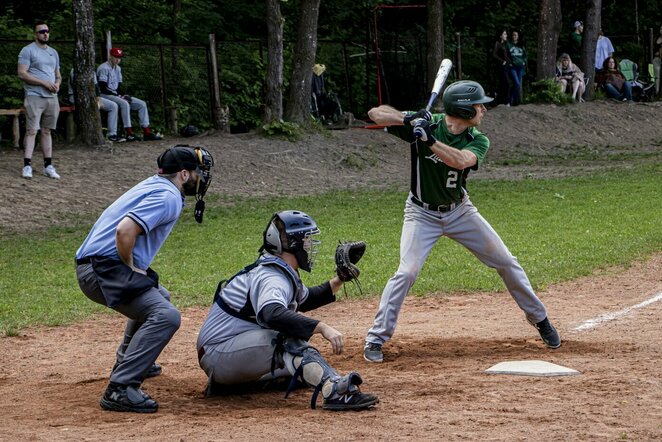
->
[261,210,321,272]
[442,80,494,119]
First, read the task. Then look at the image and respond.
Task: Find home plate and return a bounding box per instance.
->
[485,360,580,377]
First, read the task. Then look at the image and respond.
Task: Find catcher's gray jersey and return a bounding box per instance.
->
[197,253,310,350]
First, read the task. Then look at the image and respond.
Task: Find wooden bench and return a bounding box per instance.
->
[0,105,76,148]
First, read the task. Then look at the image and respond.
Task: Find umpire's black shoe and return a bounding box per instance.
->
[112,362,162,379]
[534,317,561,349]
[100,384,158,413]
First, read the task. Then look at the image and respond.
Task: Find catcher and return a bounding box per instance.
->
[196,210,377,411]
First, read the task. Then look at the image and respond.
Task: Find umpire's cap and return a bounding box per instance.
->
[157,146,201,174]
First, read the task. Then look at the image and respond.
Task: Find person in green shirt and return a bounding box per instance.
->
[507,31,527,106]
[363,80,561,363]
[570,20,583,64]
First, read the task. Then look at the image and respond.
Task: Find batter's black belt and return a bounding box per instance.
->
[410,194,464,213]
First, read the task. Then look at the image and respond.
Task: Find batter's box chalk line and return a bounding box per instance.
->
[573,291,662,332]
[485,360,580,377]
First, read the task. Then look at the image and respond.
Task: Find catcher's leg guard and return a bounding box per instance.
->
[283,339,340,409]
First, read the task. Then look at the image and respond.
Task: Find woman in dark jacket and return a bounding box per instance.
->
[598,56,632,102]
[492,30,512,105]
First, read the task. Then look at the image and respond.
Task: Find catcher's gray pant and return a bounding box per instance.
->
[199,329,292,385]
[100,94,150,129]
[76,263,180,386]
[365,196,548,346]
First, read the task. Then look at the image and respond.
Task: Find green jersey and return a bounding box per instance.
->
[388,113,490,206]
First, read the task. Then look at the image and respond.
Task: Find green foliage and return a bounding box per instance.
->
[1,165,661,334]
[261,119,303,141]
[526,78,574,104]
[218,42,265,129]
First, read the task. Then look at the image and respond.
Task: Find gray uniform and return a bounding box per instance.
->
[96,61,150,128]
[197,253,312,384]
[366,116,547,347]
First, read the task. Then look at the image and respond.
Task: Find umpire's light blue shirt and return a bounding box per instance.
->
[76,175,185,269]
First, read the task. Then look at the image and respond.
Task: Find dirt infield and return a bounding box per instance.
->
[1,100,661,440]
[1,254,660,440]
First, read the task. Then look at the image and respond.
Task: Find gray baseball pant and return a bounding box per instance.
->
[76,263,180,386]
[366,197,547,346]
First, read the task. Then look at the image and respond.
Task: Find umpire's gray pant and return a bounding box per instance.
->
[76,263,180,386]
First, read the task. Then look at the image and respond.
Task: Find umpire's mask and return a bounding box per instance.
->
[157,145,215,223]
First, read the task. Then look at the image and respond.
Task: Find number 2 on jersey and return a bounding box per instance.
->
[446,171,458,188]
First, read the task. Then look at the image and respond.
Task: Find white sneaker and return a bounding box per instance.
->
[43,165,61,179]
[22,165,33,179]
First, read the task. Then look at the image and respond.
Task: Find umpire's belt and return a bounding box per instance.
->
[410,195,463,213]
[76,256,93,265]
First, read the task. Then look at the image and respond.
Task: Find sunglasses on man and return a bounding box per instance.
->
[37,29,50,34]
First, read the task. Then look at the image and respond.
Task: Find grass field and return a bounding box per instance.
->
[0,164,660,336]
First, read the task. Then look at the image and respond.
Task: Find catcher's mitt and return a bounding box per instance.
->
[335,241,366,282]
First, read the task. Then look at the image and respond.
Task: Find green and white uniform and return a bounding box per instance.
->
[365,113,548,347]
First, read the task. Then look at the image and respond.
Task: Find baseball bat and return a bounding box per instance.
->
[425,58,453,111]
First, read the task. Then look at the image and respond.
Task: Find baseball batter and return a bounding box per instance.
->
[363,80,561,363]
[197,210,379,411]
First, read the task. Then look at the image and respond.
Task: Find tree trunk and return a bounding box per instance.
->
[284,0,320,125]
[264,0,284,124]
[582,0,601,99]
[536,0,562,80]
[72,0,106,146]
[426,0,444,106]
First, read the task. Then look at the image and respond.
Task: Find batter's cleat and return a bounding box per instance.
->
[100,384,158,413]
[22,165,33,179]
[534,317,561,349]
[363,343,384,363]
[112,362,162,379]
[43,165,60,179]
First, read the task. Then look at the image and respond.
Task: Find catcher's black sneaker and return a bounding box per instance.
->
[363,343,383,363]
[100,384,158,413]
[323,390,379,411]
[534,317,561,349]
[111,362,162,379]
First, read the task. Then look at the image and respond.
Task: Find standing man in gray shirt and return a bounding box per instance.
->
[17,21,61,180]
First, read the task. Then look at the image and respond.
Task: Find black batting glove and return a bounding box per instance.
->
[413,120,436,146]
[403,108,432,126]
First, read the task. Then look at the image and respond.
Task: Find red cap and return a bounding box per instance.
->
[110,47,124,58]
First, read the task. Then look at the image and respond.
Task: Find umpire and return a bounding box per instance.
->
[75,145,213,413]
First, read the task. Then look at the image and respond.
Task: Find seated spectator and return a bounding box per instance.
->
[68,68,126,143]
[555,53,585,102]
[97,47,162,141]
[653,25,662,95]
[596,56,632,102]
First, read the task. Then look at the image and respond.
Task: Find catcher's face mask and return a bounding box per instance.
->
[299,232,321,272]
